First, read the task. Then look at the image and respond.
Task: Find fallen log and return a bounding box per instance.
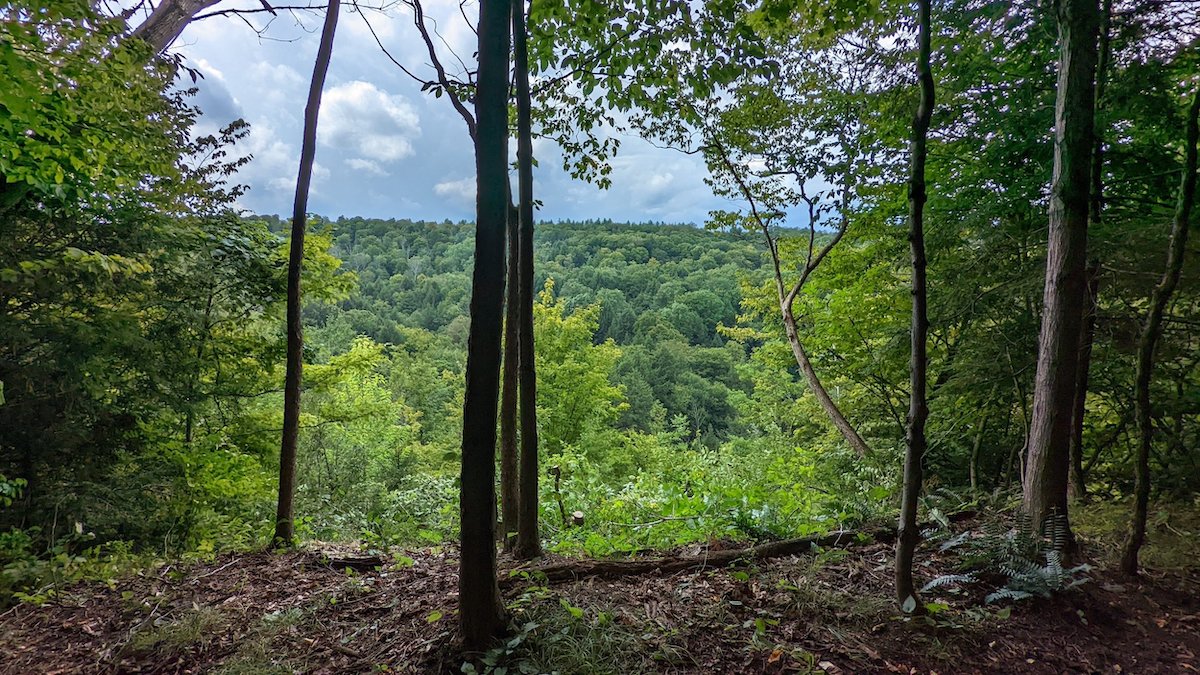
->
[502,510,978,585]
[502,527,891,585]
[321,551,388,572]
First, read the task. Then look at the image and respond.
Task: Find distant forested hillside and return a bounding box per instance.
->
[255,215,771,447]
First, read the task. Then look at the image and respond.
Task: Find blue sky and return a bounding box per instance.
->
[169,2,734,224]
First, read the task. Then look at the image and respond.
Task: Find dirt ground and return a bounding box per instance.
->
[2,518,1197,674]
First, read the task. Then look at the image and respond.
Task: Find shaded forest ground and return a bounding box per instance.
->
[2,507,1198,674]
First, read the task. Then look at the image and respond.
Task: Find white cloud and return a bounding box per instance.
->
[346,158,388,176]
[247,61,304,89]
[268,161,330,194]
[434,177,475,205]
[318,81,420,163]
[192,57,226,82]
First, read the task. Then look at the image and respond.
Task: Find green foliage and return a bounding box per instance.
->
[463,589,647,675]
[534,280,625,452]
[0,475,24,508]
[0,3,182,202]
[3,0,1200,613]
[0,1,352,579]
[0,529,150,607]
[926,511,1092,605]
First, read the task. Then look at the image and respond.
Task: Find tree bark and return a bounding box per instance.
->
[275,0,339,548]
[500,201,520,550]
[781,310,872,458]
[1121,89,1200,577]
[130,0,221,52]
[1069,0,1110,501]
[969,414,987,491]
[458,0,510,651]
[1088,0,1112,226]
[707,138,871,459]
[1068,262,1099,500]
[1023,0,1098,539]
[512,0,543,561]
[896,0,934,612]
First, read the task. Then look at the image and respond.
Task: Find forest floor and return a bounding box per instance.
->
[1,507,1198,675]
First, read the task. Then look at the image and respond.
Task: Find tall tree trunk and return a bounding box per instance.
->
[129,0,221,51]
[896,0,934,612]
[500,202,520,550]
[781,310,872,457]
[1121,89,1200,577]
[512,0,543,561]
[1023,0,1098,538]
[1068,262,1099,500]
[275,0,339,548]
[970,414,988,491]
[459,0,510,651]
[1069,0,1110,501]
[1088,0,1112,226]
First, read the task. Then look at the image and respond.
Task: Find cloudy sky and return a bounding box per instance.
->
[168,1,732,224]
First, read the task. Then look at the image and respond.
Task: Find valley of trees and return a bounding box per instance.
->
[1,0,1199,672]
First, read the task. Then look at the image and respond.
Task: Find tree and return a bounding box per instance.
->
[701,32,893,458]
[896,0,935,612]
[500,207,520,549]
[275,0,340,547]
[1023,0,1099,537]
[1121,87,1200,576]
[1068,0,1111,501]
[458,0,510,651]
[129,0,221,51]
[512,0,543,561]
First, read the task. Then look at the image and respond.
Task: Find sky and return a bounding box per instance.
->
[168,1,734,225]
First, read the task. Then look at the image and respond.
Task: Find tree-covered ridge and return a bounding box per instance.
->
[266,215,766,341]
[260,215,771,447]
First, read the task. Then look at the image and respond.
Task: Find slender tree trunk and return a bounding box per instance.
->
[275,0,339,548]
[1023,0,1098,538]
[500,201,520,550]
[512,0,543,561]
[781,310,872,457]
[709,135,871,459]
[896,0,934,612]
[970,414,988,491]
[1121,89,1200,577]
[1068,262,1099,500]
[458,0,510,651]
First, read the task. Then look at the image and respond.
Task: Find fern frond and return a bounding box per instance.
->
[986,588,1033,604]
[921,573,976,592]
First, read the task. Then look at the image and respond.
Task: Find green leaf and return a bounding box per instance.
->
[559,597,584,618]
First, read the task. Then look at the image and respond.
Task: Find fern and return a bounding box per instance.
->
[921,573,976,593]
[936,509,1091,604]
[984,588,1035,603]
